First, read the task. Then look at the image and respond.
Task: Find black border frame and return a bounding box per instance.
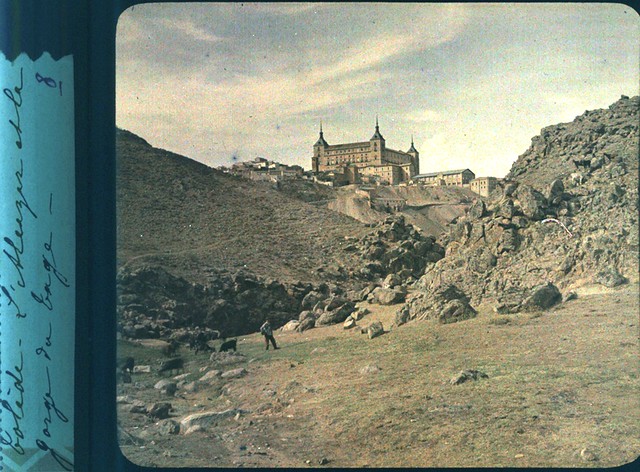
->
[2,1,640,471]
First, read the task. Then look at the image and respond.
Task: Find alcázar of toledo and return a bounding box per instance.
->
[311,119,497,197]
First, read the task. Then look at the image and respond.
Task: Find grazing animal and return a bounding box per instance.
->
[219,339,237,352]
[573,159,591,171]
[189,332,214,354]
[158,357,184,375]
[119,356,134,374]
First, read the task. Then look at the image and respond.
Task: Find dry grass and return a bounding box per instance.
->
[118,284,639,468]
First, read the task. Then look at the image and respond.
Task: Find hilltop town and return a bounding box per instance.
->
[218,119,498,199]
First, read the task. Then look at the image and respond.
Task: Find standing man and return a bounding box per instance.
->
[260,319,279,350]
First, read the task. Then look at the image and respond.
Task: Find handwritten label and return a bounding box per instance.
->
[1,52,75,471]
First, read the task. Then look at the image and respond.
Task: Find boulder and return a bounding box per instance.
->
[343,316,356,329]
[468,199,486,220]
[503,182,518,197]
[351,307,369,321]
[296,317,316,332]
[394,306,411,327]
[147,402,172,419]
[154,380,177,396]
[220,368,247,379]
[467,247,497,274]
[199,369,222,382]
[514,184,547,220]
[367,321,384,339]
[497,227,519,253]
[438,299,477,324]
[180,409,245,432]
[547,179,565,201]
[359,284,378,300]
[324,295,348,311]
[594,268,627,288]
[468,222,486,243]
[400,283,475,322]
[316,302,356,326]
[128,400,148,414]
[382,273,402,288]
[301,291,324,310]
[280,320,300,332]
[156,419,181,435]
[413,239,433,256]
[298,310,316,321]
[371,287,406,305]
[520,282,562,311]
[209,352,246,365]
[497,199,515,219]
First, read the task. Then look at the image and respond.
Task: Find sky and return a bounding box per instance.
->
[116,2,639,178]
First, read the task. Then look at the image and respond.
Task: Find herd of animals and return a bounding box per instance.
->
[117,334,238,382]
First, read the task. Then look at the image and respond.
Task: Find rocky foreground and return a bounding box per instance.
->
[117,215,445,340]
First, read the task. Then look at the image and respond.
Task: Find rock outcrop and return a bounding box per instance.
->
[397,96,638,318]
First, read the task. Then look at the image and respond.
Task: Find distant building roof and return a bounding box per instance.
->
[414,169,474,178]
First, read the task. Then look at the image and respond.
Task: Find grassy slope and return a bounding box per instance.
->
[118,286,639,468]
[116,129,369,283]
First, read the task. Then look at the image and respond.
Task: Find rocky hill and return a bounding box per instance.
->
[397,96,639,324]
[508,95,638,189]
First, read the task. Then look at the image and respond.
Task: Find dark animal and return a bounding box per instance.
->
[118,356,134,374]
[573,159,591,171]
[188,332,214,354]
[219,339,237,352]
[158,357,184,375]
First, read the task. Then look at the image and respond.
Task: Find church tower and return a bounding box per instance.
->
[312,122,328,173]
[369,116,385,164]
[407,136,419,175]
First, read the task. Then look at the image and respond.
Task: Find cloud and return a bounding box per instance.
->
[306,5,470,84]
[156,18,225,43]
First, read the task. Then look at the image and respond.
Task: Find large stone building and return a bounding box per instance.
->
[312,120,419,185]
[413,169,476,187]
[469,176,498,197]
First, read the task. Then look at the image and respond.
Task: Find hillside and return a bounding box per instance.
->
[116,128,369,284]
[401,95,639,322]
[508,95,639,189]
